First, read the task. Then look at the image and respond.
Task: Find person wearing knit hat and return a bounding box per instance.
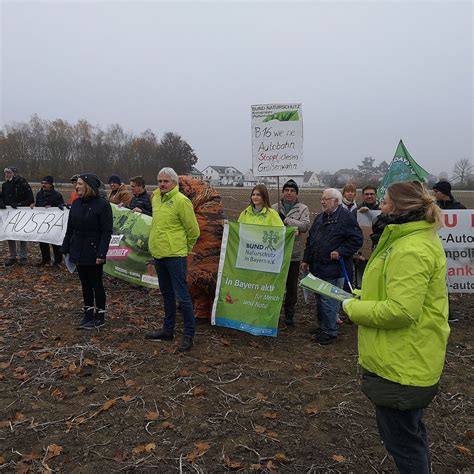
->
[31,175,65,267]
[432,181,466,210]
[271,178,310,326]
[2,165,34,266]
[107,175,132,207]
[61,173,113,329]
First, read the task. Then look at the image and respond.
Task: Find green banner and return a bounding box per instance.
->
[104,204,158,289]
[378,140,430,200]
[211,222,295,337]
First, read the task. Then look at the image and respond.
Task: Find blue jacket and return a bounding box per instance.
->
[61,196,113,265]
[303,205,363,279]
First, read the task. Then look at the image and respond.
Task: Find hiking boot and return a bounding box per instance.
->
[5,259,17,267]
[145,329,174,341]
[313,332,337,345]
[18,258,27,266]
[178,335,193,353]
[95,309,106,328]
[78,306,95,330]
[52,261,62,269]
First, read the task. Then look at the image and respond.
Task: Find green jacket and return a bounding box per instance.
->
[344,219,450,387]
[238,206,283,226]
[149,186,200,259]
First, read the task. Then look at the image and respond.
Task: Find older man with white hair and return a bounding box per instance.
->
[145,167,200,353]
[302,188,363,345]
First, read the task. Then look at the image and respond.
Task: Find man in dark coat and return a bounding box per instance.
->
[432,181,466,210]
[128,176,152,216]
[2,166,34,266]
[302,188,363,345]
[31,175,65,267]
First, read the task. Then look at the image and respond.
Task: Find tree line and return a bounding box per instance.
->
[0,115,198,183]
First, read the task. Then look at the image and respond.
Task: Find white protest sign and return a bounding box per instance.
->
[251,104,303,176]
[439,210,473,293]
[0,207,68,245]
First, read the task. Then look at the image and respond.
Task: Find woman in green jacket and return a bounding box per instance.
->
[343,181,449,473]
[238,184,283,226]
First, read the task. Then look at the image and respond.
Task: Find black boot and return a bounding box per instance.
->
[178,335,193,353]
[78,306,95,330]
[95,309,106,328]
[284,308,295,327]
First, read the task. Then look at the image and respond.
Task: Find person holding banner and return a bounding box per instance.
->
[2,165,34,266]
[61,173,113,329]
[342,181,450,473]
[302,188,362,345]
[31,175,65,267]
[238,184,283,226]
[272,179,310,326]
[145,167,200,353]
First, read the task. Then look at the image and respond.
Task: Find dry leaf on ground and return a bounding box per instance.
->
[45,444,63,460]
[333,454,346,462]
[223,454,243,469]
[144,411,159,421]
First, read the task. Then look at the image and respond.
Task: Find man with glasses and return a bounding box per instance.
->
[145,168,200,353]
[302,189,362,345]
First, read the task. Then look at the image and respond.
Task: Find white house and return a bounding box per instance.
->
[189,166,204,180]
[301,171,323,188]
[201,166,244,186]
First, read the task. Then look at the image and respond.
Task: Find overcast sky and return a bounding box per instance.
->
[1,0,472,176]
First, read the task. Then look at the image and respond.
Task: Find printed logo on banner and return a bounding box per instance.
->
[109,234,124,246]
[235,224,286,273]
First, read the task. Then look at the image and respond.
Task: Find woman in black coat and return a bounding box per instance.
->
[61,173,113,329]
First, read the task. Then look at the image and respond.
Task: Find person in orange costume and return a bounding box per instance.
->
[178,176,225,321]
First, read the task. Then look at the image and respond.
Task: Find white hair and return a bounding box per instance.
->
[324,188,343,205]
[158,167,178,184]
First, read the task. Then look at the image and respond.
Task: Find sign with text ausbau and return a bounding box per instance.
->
[251,103,303,177]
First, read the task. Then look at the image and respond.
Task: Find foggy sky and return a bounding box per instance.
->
[1,0,472,176]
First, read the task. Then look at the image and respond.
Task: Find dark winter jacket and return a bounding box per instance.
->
[61,196,113,265]
[436,198,466,210]
[304,205,363,280]
[35,188,65,208]
[1,176,34,206]
[129,190,152,216]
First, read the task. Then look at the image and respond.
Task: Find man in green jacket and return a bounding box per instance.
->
[145,167,200,352]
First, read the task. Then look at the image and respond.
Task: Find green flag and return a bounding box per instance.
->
[378,140,430,200]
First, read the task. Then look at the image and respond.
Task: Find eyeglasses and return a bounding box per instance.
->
[158,179,170,183]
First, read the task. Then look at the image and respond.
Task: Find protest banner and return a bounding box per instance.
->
[439,210,473,293]
[0,207,68,245]
[378,140,429,200]
[103,205,159,289]
[251,103,303,176]
[212,222,295,336]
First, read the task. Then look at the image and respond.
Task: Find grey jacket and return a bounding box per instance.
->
[272,200,311,261]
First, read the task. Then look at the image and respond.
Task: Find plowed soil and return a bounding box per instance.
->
[0,241,473,473]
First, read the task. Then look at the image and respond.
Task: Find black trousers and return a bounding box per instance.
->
[375,405,431,473]
[284,260,301,316]
[77,264,106,310]
[39,242,62,264]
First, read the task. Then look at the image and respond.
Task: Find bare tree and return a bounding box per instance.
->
[452,159,473,187]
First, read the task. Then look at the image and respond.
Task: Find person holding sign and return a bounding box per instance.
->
[342,181,450,473]
[301,188,362,345]
[238,184,283,226]
[272,179,310,326]
[61,174,113,329]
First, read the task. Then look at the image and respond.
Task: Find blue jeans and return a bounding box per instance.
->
[315,277,344,337]
[375,406,431,473]
[155,257,195,337]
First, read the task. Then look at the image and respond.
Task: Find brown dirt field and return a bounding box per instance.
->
[0,241,473,473]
